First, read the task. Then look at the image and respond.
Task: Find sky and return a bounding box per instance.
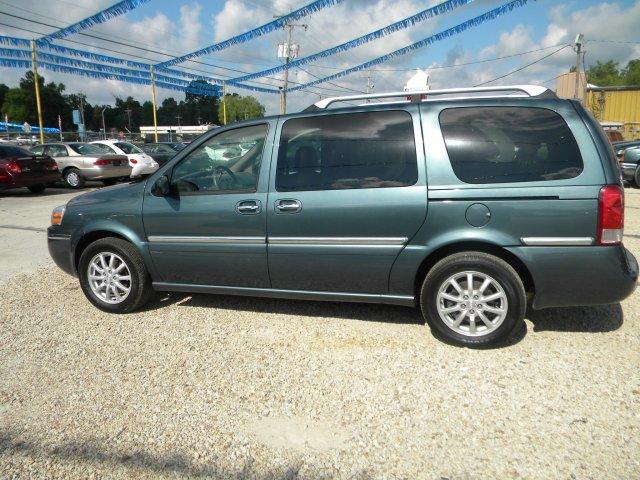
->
[0,0,639,118]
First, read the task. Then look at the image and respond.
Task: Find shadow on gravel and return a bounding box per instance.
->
[143,291,423,325]
[0,430,370,479]
[527,303,623,333]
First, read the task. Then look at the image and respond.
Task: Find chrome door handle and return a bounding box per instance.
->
[275,199,302,213]
[236,200,261,215]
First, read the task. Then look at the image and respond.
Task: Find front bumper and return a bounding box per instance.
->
[508,245,638,309]
[619,162,637,181]
[47,228,75,276]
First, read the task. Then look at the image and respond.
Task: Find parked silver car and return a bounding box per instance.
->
[30,143,131,188]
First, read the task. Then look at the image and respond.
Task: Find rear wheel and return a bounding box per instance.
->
[420,252,526,347]
[634,167,640,188]
[27,184,46,193]
[78,238,154,313]
[64,168,85,189]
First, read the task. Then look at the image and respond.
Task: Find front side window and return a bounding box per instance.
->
[439,107,583,184]
[171,124,268,194]
[275,111,418,192]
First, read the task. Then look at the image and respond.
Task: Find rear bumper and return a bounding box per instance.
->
[47,229,75,276]
[507,245,638,309]
[0,171,61,189]
[620,162,637,181]
[81,165,132,180]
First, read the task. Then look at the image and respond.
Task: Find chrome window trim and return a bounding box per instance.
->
[268,237,408,246]
[148,236,266,244]
[521,237,594,246]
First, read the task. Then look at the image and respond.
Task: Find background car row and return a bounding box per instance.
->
[0,141,185,192]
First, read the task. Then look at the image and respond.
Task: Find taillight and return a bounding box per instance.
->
[94,158,112,166]
[130,158,138,164]
[597,185,624,245]
[6,161,21,174]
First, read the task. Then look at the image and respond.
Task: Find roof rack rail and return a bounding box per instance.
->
[305,85,554,111]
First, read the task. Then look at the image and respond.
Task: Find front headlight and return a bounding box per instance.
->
[51,205,66,226]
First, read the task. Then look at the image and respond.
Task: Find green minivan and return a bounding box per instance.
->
[48,86,638,347]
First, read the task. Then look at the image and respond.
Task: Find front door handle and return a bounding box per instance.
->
[236,200,261,215]
[275,199,302,214]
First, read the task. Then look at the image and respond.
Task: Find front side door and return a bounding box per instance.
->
[266,108,428,294]
[143,122,273,287]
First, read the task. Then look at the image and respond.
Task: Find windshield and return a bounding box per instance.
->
[115,142,143,154]
[68,143,110,155]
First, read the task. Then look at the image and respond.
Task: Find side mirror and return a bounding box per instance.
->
[152,175,172,196]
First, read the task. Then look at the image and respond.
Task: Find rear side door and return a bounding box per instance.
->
[266,107,428,294]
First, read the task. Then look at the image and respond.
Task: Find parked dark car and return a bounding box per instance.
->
[620,145,640,185]
[141,142,185,167]
[612,140,640,161]
[0,145,60,193]
[47,85,638,347]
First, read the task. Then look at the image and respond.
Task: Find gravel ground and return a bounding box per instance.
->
[1,192,640,479]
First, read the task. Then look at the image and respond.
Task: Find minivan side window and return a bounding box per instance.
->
[439,107,583,184]
[275,111,418,192]
[171,124,268,194]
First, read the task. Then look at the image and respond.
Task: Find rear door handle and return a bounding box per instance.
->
[275,199,302,213]
[235,200,261,215]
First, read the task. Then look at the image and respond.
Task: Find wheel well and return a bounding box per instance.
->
[74,231,130,270]
[413,242,535,297]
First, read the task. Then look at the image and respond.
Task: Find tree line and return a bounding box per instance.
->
[0,71,266,133]
[576,59,640,86]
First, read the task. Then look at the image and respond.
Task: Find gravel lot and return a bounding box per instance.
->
[1,187,639,479]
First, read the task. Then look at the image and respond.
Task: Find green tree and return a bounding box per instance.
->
[585,60,622,86]
[218,93,265,124]
[622,59,640,85]
[1,88,30,122]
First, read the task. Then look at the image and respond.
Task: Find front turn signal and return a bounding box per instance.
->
[51,205,66,226]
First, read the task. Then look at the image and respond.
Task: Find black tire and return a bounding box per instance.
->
[634,167,640,188]
[102,179,118,186]
[27,184,46,193]
[78,237,154,313]
[419,252,526,347]
[64,168,85,189]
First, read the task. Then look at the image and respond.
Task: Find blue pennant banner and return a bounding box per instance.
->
[289,0,534,92]
[233,0,474,83]
[0,57,222,97]
[38,0,152,43]
[157,0,345,68]
[0,36,279,94]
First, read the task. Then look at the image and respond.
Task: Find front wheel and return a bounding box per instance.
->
[78,238,154,313]
[420,252,526,347]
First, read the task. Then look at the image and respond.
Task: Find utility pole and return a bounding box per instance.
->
[365,69,375,94]
[29,40,44,144]
[573,33,584,102]
[101,107,107,139]
[275,15,307,114]
[176,114,182,135]
[124,108,132,132]
[78,94,86,142]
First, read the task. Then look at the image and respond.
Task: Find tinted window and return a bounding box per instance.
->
[276,111,417,192]
[0,145,32,158]
[171,124,267,194]
[439,107,583,184]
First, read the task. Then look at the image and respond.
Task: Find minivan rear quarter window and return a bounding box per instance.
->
[276,110,418,192]
[439,106,583,184]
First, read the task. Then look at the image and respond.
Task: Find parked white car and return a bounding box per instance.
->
[91,140,158,177]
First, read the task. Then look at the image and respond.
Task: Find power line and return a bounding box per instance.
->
[474,45,570,87]
[0,16,355,96]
